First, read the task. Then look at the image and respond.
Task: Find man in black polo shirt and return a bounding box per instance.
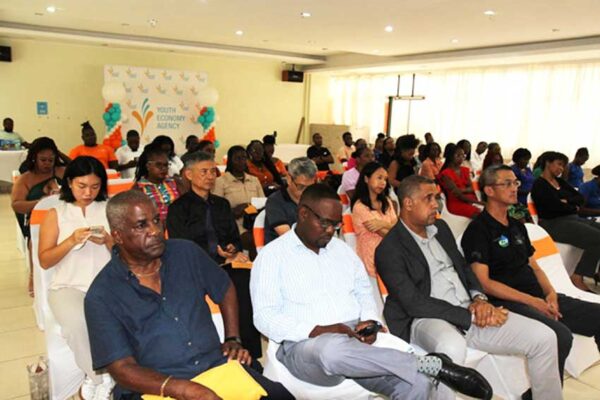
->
[461,164,600,383]
[166,151,261,358]
[84,190,293,400]
[264,157,317,244]
[307,133,334,171]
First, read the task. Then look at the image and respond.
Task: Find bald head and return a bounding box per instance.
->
[106,190,154,231]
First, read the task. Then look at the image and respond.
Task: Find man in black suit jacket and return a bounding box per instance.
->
[375,175,562,399]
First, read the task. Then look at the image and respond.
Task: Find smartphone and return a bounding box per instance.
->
[89,225,104,237]
[356,322,382,337]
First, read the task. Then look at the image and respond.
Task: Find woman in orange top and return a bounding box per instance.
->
[246,140,283,196]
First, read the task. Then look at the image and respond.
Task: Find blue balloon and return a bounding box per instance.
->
[103,113,110,121]
[214,139,220,149]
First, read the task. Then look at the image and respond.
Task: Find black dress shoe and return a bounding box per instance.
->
[428,353,493,400]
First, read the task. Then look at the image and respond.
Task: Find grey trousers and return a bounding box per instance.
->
[539,215,600,277]
[411,312,562,400]
[276,332,442,400]
[48,287,103,384]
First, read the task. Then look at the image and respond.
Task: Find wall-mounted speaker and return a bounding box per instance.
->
[0,46,12,62]
[282,69,304,83]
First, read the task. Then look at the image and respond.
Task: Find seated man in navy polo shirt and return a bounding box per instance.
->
[84,190,293,400]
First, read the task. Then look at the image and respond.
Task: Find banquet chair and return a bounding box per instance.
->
[263,333,414,400]
[526,223,600,378]
[12,170,27,256]
[107,178,135,197]
[30,195,85,400]
[439,192,472,238]
[105,168,120,179]
[252,210,266,254]
[205,296,224,341]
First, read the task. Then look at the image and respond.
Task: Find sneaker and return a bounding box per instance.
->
[80,376,97,400]
[93,374,115,400]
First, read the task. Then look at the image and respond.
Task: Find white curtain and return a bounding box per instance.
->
[329,62,600,165]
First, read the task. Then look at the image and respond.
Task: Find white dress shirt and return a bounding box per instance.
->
[250,226,380,343]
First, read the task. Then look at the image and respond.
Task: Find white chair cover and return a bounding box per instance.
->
[525,223,600,378]
[30,195,85,399]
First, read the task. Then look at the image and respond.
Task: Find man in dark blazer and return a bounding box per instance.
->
[375,175,562,399]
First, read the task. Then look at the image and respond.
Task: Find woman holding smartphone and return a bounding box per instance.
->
[38,156,114,399]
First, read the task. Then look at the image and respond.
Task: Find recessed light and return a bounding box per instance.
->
[321,47,328,51]
[483,10,496,16]
[384,25,394,33]
[300,11,311,18]
[34,12,44,16]
[451,39,459,44]
[46,5,56,13]
[148,18,158,27]
[235,30,244,36]
[121,23,130,27]
[552,28,560,32]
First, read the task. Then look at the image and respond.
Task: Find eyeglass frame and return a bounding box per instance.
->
[491,179,522,189]
[302,204,343,231]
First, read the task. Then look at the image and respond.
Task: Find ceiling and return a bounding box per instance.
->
[1,0,600,70]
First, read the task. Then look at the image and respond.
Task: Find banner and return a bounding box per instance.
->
[102,65,218,153]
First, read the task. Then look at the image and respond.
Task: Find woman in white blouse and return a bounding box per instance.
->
[39,156,114,399]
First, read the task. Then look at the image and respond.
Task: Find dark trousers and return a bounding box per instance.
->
[244,365,295,399]
[493,294,600,381]
[539,215,600,277]
[222,264,262,359]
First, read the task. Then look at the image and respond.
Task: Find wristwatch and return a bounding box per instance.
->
[473,293,489,302]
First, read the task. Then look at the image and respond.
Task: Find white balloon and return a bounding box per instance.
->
[197,86,219,106]
[102,81,126,103]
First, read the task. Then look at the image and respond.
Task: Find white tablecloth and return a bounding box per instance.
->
[0,150,27,182]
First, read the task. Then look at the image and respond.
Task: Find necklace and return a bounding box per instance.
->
[131,261,162,278]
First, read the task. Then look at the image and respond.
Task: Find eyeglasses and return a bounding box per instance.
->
[302,204,343,230]
[147,161,171,170]
[492,180,522,188]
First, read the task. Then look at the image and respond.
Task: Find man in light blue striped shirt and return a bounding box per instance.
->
[250,183,493,400]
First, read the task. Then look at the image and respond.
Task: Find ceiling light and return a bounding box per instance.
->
[552,28,560,32]
[34,12,44,16]
[121,23,130,27]
[483,10,496,16]
[46,5,56,13]
[451,39,459,44]
[148,18,158,27]
[300,12,311,18]
[384,25,393,33]
[373,49,380,54]
[321,47,328,51]
[235,30,244,36]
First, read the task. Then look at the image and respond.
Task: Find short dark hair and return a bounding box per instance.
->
[150,135,176,158]
[479,164,513,201]
[395,134,420,152]
[185,134,198,148]
[512,148,532,163]
[543,151,569,168]
[24,137,62,172]
[575,147,589,158]
[183,151,214,168]
[60,156,108,202]
[397,175,435,202]
[342,131,352,139]
[194,139,213,153]
[592,165,600,177]
[351,162,390,214]
[225,145,247,173]
[126,130,140,138]
[298,183,339,207]
[135,143,169,181]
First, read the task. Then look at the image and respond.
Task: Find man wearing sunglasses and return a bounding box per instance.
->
[264,157,317,244]
[251,183,493,400]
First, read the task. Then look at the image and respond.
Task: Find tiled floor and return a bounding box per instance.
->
[1,192,600,399]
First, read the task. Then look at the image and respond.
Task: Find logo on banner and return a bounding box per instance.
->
[132,98,154,134]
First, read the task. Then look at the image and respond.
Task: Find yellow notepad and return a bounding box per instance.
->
[142,361,267,400]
